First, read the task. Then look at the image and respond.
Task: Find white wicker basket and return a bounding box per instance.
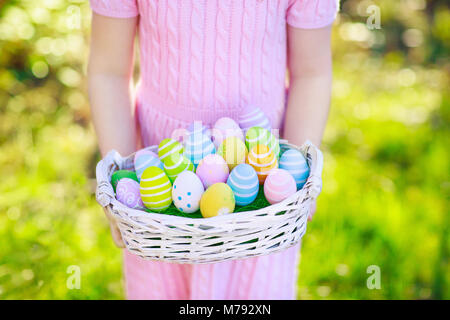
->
[95,140,323,264]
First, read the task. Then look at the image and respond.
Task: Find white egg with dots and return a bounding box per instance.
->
[172,171,204,213]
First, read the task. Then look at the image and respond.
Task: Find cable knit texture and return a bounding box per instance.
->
[90,0,338,300]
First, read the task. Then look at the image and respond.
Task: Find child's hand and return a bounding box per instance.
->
[103,208,125,248]
[308,201,317,221]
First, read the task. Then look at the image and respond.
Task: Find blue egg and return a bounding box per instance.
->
[184,132,216,167]
[279,149,310,190]
[134,151,164,180]
[227,163,259,206]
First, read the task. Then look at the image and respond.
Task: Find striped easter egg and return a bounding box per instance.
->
[238,105,271,133]
[184,132,216,167]
[186,121,211,137]
[211,117,244,149]
[163,153,194,183]
[246,144,278,184]
[158,138,184,163]
[134,149,164,180]
[279,149,310,190]
[264,169,297,204]
[218,136,248,170]
[227,164,259,206]
[245,126,280,158]
[139,166,172,212]
[116,178,144,209]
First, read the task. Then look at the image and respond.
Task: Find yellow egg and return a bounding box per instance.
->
[218,136,248,170]
[246,144,278,184]
[200,183,235,218]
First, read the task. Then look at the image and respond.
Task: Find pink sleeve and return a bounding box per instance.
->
[287,0,339,29]
[89,0,138,18]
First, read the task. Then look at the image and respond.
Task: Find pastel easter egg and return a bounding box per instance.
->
[279,149,310,190]
[196,154,230,188]
[200,183,235,218]
[111,170,138,192]
[163,153,194,183]
[134,149,164,180]
[246,144,278,184]
[245,126,280,158]
[158,138,184,163]
[264,169,297,204]
[218,136,248,171]
[238,105,271,133]
[116,178,144,209]
[227,164,259,206]
[139,166,172,212]
[211,117,244,149]
[184,132,216,167]
[186,121,211,137]
[172,171,204,213]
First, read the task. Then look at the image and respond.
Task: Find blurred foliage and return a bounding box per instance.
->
[0,0,448,299]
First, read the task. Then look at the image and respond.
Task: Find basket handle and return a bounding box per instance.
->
[301,140,323,201]
[95,149,123,208]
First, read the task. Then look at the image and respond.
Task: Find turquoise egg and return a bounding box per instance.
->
[134,150,164,180]
[279,149,310,190]
[227,163,259,206]
[184,132,216,167]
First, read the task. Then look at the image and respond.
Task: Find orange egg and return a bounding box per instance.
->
[246,144,278,184]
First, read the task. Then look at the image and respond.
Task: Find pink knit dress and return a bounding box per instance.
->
[90,0,338,300]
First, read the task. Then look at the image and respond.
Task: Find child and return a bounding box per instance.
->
[88,0,337,299]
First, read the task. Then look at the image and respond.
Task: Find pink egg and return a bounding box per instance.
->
[196,154,230,188]
[263,169,297,204]
[116,178,145,209]
[238,105,271,133]
[211,117,244,148]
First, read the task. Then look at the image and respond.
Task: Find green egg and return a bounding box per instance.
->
[245,126,280,158]
[111,170,138,192]
[163,153,194,183]
[158,138,184,163]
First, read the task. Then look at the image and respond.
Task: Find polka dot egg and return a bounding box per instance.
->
[245,126,280,158]
[279,149,310,190]
[238,105,271,133]
[227,164,259,206]
[211,117,244,149]
[158,138,184,163]
[200,183,235,218]
[172,171,204,213]
[218,136,248,170]
[184,132,216,167]
[163,153,194,183]
[264,169,297,204]
[134,149,164,180]
[247,144,278,184]
[116,178,144,209]
[139,166,172,212]
[196,154,229,188]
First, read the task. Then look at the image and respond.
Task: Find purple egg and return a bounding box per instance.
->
[116,178,144,209]
[238,106,271,133]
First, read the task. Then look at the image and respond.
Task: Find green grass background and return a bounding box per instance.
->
[0,0,448,299]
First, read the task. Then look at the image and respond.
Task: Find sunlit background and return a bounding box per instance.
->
[0,0,448,299]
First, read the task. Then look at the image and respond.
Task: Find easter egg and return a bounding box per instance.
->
[238,105,271,133]
[227,164,259,206]
[211,117,244,148]
[200,183,235,218]
[196,154,230,188]
[163,153,194,183]
[116,178,144,209]
[184,132,216,167]
[111,170,138,192]
[279,149,310,190]
[158,138,184,163]
[245,126,280,158]
[264,169,297,204]
[186,121,211,137]
[172,171,204,213]
[134,149,164,180]
[218,136,248,170]
[139,166,172,212]
[246,144,278,184]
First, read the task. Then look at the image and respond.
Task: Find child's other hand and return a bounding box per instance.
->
[103,207,125,248]
[308,201,317,221]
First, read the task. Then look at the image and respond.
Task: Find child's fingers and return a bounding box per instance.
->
[308,201,317,221]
